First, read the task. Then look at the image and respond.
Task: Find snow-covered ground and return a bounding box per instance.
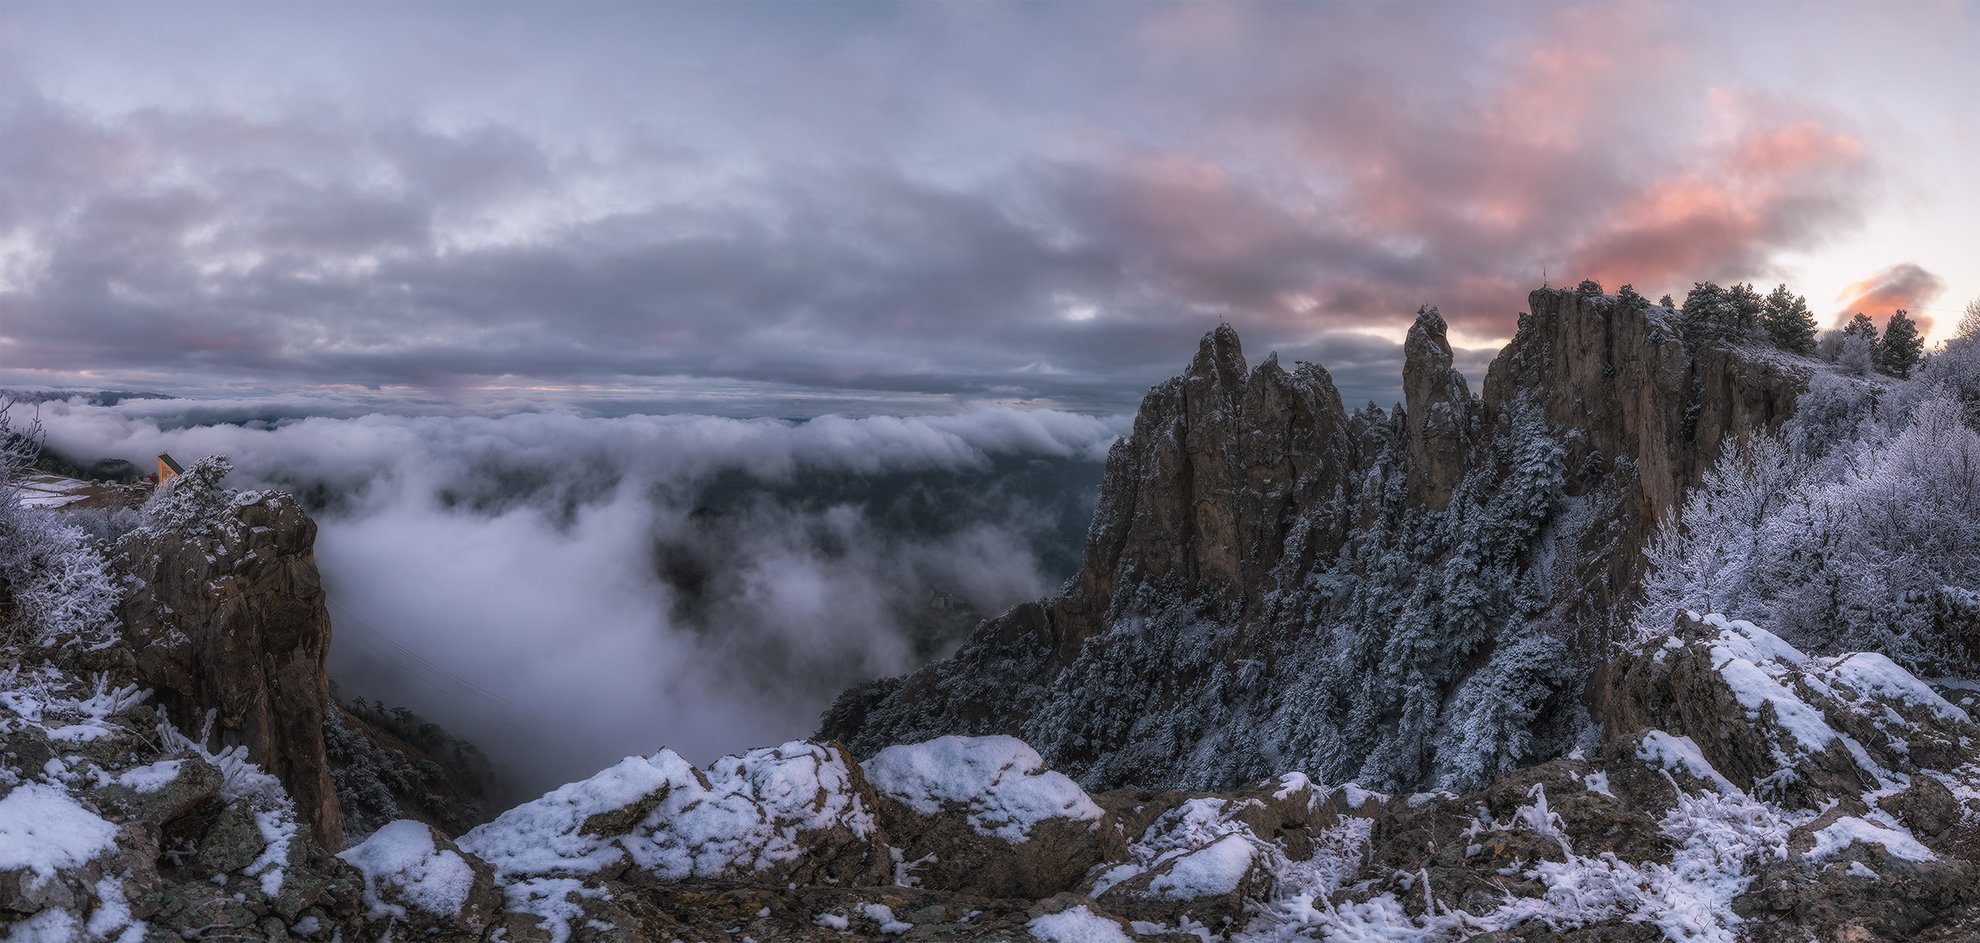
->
[10,473,98,508]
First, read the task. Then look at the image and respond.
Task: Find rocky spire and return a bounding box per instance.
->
[1061,324,1357,638]
[1401,306,1477,510]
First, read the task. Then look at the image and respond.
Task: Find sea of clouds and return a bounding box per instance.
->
[26,395,1121,794]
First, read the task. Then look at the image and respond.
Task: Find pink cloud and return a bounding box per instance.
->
[1835,262,1946,331]
[1116,2,1877,339]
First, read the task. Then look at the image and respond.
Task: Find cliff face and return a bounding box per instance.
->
[1484,288,1807,518]
[112,491,345,848]
[1483,290,1812,643]
[823,288,1817,795]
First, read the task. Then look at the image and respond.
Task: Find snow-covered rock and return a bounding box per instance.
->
[864,735,1101,842]
[864,736,1124,899]
[462,740,884,889]
[339,819,500,935]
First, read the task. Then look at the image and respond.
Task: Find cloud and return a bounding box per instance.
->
[29,398,1120,792]
[1836,262,1948,331]
[0,4,1890,411]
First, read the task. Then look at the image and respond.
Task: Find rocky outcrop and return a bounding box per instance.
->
[1401,307,1478,510]
[820,325,1369,780]
[0,666,366,941]
[111,491,344,848]
[1601,613,1980,813]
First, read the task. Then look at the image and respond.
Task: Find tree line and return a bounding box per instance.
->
[1572,278,1926,378]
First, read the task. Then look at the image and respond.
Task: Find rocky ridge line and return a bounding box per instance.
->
[822,288,1818,793]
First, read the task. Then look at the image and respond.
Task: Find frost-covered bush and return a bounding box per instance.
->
[1640,390,1980,672]
[1836,333,1877,376]
[1910,338,1980,429]
[1814,329,1846,362]
[1780,372,1878,467]
[0,400,120,649]
[64,506,143,544]
[1638,434,1800,637]
[140,455,235,535]
[0,512,122,649]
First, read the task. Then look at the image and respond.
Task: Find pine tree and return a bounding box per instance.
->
[1728,282,1763,340]
[1576,279,1604,298]
[1659,294,1676,309]
[1877,310,1925,378]
[1843,312,1879,342]
[1682,282,1731,342]
[1616,284,1648,310]
[1760,283,1818,353]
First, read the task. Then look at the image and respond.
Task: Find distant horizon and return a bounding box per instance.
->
[1,280,1942,418]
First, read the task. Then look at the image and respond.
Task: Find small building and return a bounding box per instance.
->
[156,453,184,484]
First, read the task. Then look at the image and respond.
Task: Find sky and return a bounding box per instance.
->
[1,1,1976,414]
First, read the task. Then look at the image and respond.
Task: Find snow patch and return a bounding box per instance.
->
[338,819,478,919]
[860,903,912,934]
[1807,815,1937,862]
[0,782,118,882]
[112,760,183,794]
[465,741,875,883]
[1027,905,1136,943]
[864,735,1101,842]
[1147,834,1256,899]
[1816,653,1973,725]
[1636,731,1738,794]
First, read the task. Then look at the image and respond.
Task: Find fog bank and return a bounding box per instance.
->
[30,397,1119,792]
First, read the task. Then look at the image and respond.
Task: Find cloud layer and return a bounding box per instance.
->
[0,3,1891,410]
[31,398,1118,792]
